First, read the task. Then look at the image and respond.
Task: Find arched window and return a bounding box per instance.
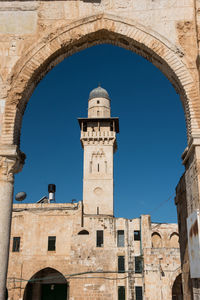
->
[152,232,162,248]
[170,232,179,248]
[78,230,89,235]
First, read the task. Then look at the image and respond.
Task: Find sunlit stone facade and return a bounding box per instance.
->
[7,89,182,300]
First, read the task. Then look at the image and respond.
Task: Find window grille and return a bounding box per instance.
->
[48,236,56,251]
[96,230,103,247]
[117,230,124,247]
[118,286,125,300]
[134,230,141,241]
[135,256,143,273]
[135,286,143,300]
[118,256,125,273]
[12,237,20,252]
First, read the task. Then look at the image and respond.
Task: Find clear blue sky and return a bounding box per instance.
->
[14,44,186,223]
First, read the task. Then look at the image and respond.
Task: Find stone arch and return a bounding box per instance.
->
[23,267,68,300]
[171,269,183,300]
[170,232,179,248]
[152,232,162,248]
[3,13,200,146]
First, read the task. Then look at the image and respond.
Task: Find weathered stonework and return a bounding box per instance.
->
[0,0,199,145]
[0,1,200,299]
[7,202,181,300]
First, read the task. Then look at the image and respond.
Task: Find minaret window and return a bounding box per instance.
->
[83,122,87,132]
[105,161,107,173]
[89,161,92,173]
[97,100,100,104]
[97,163,100,172]
[97,110,100,116]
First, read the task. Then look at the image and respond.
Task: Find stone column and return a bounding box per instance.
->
[0,146,25,300]
[176,137,200,299]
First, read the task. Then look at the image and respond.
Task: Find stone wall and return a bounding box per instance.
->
[7,202,181,300]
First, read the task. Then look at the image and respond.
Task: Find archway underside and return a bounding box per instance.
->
[2,13,200,146]
[23,268,68,300]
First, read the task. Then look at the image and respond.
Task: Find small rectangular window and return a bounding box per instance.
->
[48,236,56,251]
[135,286,143,300]
[117,230,124,247]
[12,237,20,252]
[135,256,143,273]
[96,230,103,247]
[134,230,141,241]
[118,286,125,300]
[83,122,87,132]
[118,256,125,273]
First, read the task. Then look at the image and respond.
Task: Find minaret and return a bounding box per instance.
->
[78,86,119,216]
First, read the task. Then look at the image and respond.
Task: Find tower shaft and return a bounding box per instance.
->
[78,87,119,216]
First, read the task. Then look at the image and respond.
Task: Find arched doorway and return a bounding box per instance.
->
[23,268,68,300]
[172,274,183,300]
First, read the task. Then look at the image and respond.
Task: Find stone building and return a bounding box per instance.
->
[1,1,200,299]
[6,87,182,300]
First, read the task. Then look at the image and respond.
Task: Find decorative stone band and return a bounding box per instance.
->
[81,137,116,146]
[0,146,25,183]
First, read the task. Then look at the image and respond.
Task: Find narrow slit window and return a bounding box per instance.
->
[83,122,87,132]
[135,286,143,300]
[135,256,143,273]
[118,286,125,300]
[117,230,124,247]
[90,161,92,173]
[134,230,141,241]
[97,110,100,116]
[96,230,103,247]
[48,236,56,251]
[118,256,125,273]
[12,237,20,252]
[97,163,100,172]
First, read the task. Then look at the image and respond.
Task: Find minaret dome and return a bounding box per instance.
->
[88,86,111,118]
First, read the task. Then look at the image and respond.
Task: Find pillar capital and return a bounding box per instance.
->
[182,135,200,165]
[0,145,25,182]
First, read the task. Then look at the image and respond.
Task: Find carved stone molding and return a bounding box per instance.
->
[0,151,25,183]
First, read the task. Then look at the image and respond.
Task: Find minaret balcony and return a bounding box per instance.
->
[81,131,116,140]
